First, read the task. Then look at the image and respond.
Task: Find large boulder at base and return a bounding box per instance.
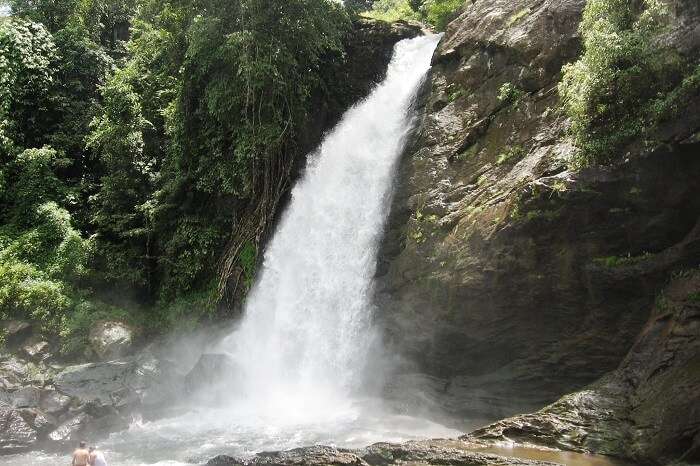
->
[54,352,185,412]
[89,320,136,360]
[0,407,37,452]
[184,353,241,398]
[54,360,138,408]
[466,270,700,464]
[1,386,42,409]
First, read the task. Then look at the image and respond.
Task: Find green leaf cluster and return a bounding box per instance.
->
[559,0,700,166]
[1,0,353,353]
[362,0,464,31]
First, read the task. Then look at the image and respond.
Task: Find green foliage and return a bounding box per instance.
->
[141,0,350,298]
[10,0,136,50]
[421,0,463,31]
[651,64,700,123]
[0,260,71,333]
[8,0,80,32]
[0,199,93,340]
[497,82,525,105]
[153,282,218,332]
[496,145,525,165]
[0,15,116,353]
[559,0,699,166]
[506,7,530,27]
[447,85,466,102]
[344,0,374,13]
[238,241,257,290]
[363,0,421,22]
[75,0,136,49]
[0,18,57,152]
[363,0,464,30]
[593,251,653,268]
[1,147,66,224]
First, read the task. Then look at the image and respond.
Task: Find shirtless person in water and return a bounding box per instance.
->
[72,441,90,466]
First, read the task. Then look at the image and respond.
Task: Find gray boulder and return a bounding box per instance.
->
[54,353,185,412]
[89,320,135,361]
[0,356,29,389]
[7,387,41,409]
[55,360,140,409]
[31,409,57,434]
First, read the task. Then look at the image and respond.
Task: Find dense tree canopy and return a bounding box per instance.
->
[0,0,352,353]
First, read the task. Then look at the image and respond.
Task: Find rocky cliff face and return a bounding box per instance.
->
[376,0,700,453]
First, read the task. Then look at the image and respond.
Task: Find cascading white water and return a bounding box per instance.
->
[0,34,460,466]
[216,34,442,423]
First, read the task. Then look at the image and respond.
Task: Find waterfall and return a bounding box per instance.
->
[217,34,441,423]
[0,34,454,466]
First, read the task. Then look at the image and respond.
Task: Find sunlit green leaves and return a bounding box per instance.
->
[558,0,695,165]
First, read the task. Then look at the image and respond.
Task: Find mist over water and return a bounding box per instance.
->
[0,35,460,466]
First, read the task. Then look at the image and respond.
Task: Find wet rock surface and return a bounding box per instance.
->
[206,442,561,466]
[0,407,38,453]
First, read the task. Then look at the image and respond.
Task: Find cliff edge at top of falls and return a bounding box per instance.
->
[374,0,700,464]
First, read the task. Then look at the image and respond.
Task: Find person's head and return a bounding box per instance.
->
[79,441,86,449]
[89,446,95,452]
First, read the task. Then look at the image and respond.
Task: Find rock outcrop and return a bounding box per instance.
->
[88,320,136,361]
[466,269,700,464]
[206,442,564,466]
[0,346,185,452]
[376,0,700,428]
